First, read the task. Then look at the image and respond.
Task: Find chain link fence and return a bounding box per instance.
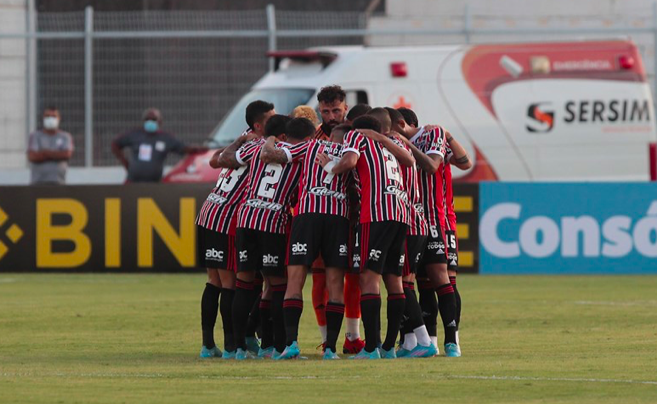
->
[35,9,365,167]
[3,4,653,167]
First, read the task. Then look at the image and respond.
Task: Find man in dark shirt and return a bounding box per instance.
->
[111,108,207,182]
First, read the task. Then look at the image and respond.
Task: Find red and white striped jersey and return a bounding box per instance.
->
[195,137,263,235]
[237,141,307,234]
[294,139,352,218]
[410,126,447,233]
[343,130,410,225]
[390,136,428,236]
[444,145,457,232]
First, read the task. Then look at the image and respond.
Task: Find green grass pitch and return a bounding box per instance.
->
[1,274,656,403]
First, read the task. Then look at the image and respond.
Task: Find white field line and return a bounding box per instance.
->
[1,372,656,385]
[574,300,657,307]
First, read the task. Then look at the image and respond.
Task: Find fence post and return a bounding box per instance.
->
[25,0,37,136]
[464,4,471,44]
[84,6,93,167]
[266,4,277,71]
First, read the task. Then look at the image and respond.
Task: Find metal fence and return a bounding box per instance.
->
[3,4,657,166]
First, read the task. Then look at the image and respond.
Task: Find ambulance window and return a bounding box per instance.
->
[345,90,368,106]
[207,88,314,146]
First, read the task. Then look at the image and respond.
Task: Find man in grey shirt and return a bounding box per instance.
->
[27,106,74,185]
[111,108,207,183]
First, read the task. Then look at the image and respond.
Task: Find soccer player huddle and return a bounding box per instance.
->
[195,85,472,360]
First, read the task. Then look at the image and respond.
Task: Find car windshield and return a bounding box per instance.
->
[207,88,315,146]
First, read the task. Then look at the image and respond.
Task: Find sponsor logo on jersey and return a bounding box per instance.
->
[262,254,279,266]
[384,185,409,202]
[339,244,348,256]
[399,254,405,265]
[245,199,283,212]
[415,252,422,263]
[239,250,248,262]
[207,194,227,205]
[526,103,555,133]
[205,248,224,261]
[414,203,424,214]
[291,242,308,255]
[309,187,346,200]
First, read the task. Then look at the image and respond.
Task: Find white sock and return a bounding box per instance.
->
[413,325,432,347]
[402,333,417,350]
[430,336,438,347]
[345,317,361,341]
[319,325,327,343]
[456,330,460,345]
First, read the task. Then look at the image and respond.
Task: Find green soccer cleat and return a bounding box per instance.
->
[379,347,397,359]
[245,337,260,354]
[257,346,276,359]
[199,345,222,359]
[322,348,340,360]
[444,343,461,357]
[275,341,300,360]
[222,350,236,359]
[350,348,381,360]
[408,343,438,358]
[235,348,258,360]
[396,347,412,358]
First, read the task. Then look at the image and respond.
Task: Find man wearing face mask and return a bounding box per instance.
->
[27,106,74,185]
[111,108,207,183]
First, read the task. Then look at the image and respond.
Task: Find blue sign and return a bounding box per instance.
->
[479,183,657,274]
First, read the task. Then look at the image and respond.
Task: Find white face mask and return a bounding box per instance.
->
[43,117,60,130]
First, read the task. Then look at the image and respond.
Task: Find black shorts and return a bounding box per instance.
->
[287,213,350,269]
[358,221,407,276]
[417,225,448,278]
[196,225,236,271]
[403,235,428,276]
[445,230,459,271]
[235,228,287,277]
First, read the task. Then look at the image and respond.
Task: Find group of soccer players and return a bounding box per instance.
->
[195,85,472,360]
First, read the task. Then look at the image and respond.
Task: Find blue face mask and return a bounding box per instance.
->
[144,120,159,133]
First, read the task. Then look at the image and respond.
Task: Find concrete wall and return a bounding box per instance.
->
[0,0,28,169]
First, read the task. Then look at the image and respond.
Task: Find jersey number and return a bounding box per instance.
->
[381,148,401,183]
[216,166,247,192]
[257,164,283,198]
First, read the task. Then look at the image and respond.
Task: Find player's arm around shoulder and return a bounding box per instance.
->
[260,136,289,164]
[212,133,257,168]
[445,130,473,170]
[317,150,358,175]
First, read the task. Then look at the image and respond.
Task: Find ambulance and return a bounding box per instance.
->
[164,40,657,183]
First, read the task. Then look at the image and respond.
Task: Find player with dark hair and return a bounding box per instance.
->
[394,107,470,357]
[196,100,275,359]
[230,117,312,360]
[397,107,419,128]
[346,103,372,125]
[315,85,348,140]
[261,120,353,360]
[311,86,365,354]
[367,107,438,358]
[318,114,415,359]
